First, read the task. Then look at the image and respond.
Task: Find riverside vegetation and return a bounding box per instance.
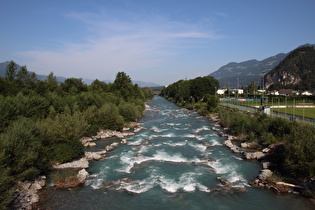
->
[219,108,315,193]
[161,76,315,197]
[0,61,153,209]
[160,76,220,115]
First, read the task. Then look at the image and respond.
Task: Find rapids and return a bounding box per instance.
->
[39,96,314,209]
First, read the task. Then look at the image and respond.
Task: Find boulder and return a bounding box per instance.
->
[106,145,114,151]
[134,127,143,133]
[80,137,93,145]
[111,142,120,147]
[53,157,89,169]
[262,162,271,169]
[258,169,273,181]
[223,140,242,153]
[29,182,42,192]
[209,177,247,194]
[84,142,96,147]
[240,142,257,148]
[85,152,103,161]
[120,139,128,144]
[77,169,89,183]
[243,151,265,160]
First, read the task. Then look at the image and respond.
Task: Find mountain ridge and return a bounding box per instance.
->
[0,61,161,87]
[265,45,315,90]
[209,43,315,88]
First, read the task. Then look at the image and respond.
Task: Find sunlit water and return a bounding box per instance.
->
[39,96,314,210]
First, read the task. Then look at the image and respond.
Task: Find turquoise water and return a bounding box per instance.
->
[40,96,314,210]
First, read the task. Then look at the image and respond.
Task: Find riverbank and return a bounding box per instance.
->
[208,112,315,199]
[15,122,145,209]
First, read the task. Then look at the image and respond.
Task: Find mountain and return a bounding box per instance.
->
[264,44,315,91]
[0,61,160,87]
[209,53,287,88]
[0,61,21,77]
[0,61,67,82]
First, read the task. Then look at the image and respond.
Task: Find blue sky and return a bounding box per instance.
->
[1,0,314,85]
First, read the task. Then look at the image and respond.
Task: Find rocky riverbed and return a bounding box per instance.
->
[15,123,145,209]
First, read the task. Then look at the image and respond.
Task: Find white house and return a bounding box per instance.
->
[301,91,313,96]
[217,89,227,95]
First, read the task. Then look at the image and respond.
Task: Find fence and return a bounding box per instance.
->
[220,102,315,127]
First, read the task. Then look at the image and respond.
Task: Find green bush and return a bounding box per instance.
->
[219,107,315,180]
[119,102,140,122]
[0,118,47,180]
[97,103,125,130]
[50,141,84,163]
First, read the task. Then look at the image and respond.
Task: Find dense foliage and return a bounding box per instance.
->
[219,108,315,181]
[160,76,219,115]
[0,61,153,208]
[266,45,315,91]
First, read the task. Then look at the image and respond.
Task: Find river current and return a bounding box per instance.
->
[40,96,314,209]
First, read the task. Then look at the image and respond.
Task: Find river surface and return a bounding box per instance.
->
[40,96,314,210]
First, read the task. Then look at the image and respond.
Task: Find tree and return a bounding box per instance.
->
[113,72,132,89]
[90,79,108,92]
[16,65,30,88]
[45,72,58,91]
[112,72,133,100]
[5,60,17,81]
[245,81,258,94]
[61,78,88,94]
[190,76,218,101]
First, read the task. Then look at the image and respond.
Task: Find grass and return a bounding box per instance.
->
[271,108,315,119]
[228,99,315,119]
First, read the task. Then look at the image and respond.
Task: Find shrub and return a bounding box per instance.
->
[97,103,125,130]
[119,102,140,122]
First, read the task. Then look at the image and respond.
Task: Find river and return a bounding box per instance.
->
[39,96,314,209]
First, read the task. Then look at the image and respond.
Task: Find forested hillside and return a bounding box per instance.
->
[0,61,153,208]
[265,45,315,90]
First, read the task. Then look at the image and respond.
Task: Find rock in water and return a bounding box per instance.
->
[53,157,89,169]
[77,169,89,183]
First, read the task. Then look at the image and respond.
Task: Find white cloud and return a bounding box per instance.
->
[16,10,222,83]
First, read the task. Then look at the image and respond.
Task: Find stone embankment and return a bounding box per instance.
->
[210,114,303,195]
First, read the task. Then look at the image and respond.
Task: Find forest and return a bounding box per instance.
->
[0,61,153,208]
[160,76,220,115]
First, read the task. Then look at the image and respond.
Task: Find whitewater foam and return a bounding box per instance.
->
[128,138,144,145]
[193,126,211,133]
[117,150,202,173]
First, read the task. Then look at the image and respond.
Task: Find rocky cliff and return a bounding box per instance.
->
[264,44,315,90]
